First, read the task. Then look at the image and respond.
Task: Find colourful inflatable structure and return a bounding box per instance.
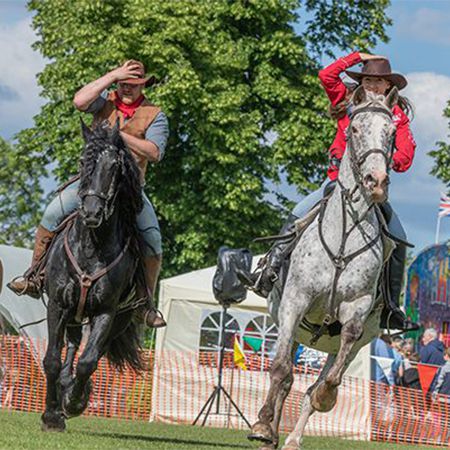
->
[404,241,450,336]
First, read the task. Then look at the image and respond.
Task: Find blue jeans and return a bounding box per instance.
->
[291,179,406,240]
[41,180,162,257]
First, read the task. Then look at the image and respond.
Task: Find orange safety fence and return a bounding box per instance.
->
[0,335,449,447]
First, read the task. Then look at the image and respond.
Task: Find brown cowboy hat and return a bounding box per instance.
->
[345,58,407,90]
[121,60,158,87]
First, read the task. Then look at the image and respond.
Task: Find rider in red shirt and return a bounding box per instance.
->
[243,51,418,332]
[321,51,416,182]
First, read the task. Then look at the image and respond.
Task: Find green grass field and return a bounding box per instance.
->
[0,410,434,450]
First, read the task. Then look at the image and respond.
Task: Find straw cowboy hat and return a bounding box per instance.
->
[346,58,407,90]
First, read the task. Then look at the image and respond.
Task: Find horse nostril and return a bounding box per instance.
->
[363,174,377,188]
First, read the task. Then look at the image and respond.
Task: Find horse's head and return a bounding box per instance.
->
[78,120,142,228]
[347,86,398,203]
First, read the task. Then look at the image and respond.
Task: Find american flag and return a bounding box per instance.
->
[439,193,450,217]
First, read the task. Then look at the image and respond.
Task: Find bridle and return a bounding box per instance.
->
[79,150,122,223]
[342,105,395,201]
[66,149,128,323]
[310,103,395,346]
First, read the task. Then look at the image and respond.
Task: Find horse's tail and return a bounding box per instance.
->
[105,312,146,373]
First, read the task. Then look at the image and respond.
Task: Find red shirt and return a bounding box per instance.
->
[318,52,416,181]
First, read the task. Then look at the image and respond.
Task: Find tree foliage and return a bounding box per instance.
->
[0,137,44,247]
[3,0,391,276]
[429,101,450,190]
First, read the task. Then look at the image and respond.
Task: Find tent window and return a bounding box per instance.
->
[243,315,278,371]
[199,311,239,366]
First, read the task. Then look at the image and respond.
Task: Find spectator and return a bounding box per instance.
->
[420,328,445,366]
[399,351,421,390]
[372,334,393,384]
[403,338,416,355]
[431,347,450,403]
[391,337,404,385]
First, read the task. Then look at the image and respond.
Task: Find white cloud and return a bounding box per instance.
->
[403,72,450,146]
[0,18,45,140]
[389,72,450,247]
[397,7,450,46]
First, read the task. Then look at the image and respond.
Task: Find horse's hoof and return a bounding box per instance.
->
[259,444,276,450]
[281,438,303,450]
[248,421,274,444]
[41,412,66,432]
[62,394,84,419]
[281,444,299,450]
[310,381,337,413]
[62,380,92,418]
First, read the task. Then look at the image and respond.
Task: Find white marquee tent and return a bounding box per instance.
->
[0,245,47,342]
[155,258,371,380]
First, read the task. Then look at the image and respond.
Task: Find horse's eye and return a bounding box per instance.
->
[351,125,359,134]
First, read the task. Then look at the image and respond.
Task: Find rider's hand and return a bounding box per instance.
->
[359,52,387,61]
[110,60,142,82]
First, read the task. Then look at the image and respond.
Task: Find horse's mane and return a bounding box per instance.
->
[79,122,144,257]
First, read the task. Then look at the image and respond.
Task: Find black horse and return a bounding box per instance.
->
[42,121,146,431]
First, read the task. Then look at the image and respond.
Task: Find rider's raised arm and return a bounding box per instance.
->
[318,52,362,106]
[392,107,416,173]
[120,112,169,163]
[73,61,143,112]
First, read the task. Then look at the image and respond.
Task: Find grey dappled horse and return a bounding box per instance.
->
[249,87,399,450]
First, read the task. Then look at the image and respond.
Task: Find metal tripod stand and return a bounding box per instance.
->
[193,304,251,427]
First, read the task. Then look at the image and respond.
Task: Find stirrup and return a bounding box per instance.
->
[383,310,419,335]
[250,268,277,298]
[143,309,166,328]
[7,276,29,296]
[7,276,41,299]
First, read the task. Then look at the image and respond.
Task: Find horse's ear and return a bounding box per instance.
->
[385,86,399,110]
[80,118,93,143]
[351,85,367,106]
[111,118,121,146]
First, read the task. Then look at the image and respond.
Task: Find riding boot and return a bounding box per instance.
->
[7,225,55,299]
[379,242,419,332]
[239,214,298,298]
[135,255,166,328]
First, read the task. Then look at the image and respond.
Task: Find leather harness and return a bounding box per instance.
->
[309,104,395,345]
[64,220,130,323]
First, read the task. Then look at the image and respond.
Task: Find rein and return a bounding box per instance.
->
[310,104,393,346]
[64,220,130,323]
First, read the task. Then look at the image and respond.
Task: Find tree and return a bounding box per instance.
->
[0,137,44,247]
[5,0,391,276]
[429,101,450,189]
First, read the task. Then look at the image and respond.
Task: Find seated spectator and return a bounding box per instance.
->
[398,351,421,390]
[420,328,445,366]
[431,347,450,403]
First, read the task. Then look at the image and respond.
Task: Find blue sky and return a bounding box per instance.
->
[0,0,450,254]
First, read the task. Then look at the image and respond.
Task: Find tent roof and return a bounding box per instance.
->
[159,256,266,309]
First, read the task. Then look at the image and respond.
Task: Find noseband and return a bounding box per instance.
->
[80,154,121,222]
[345,105,394,199]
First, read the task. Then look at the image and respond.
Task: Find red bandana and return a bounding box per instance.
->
[113,91,144,119]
